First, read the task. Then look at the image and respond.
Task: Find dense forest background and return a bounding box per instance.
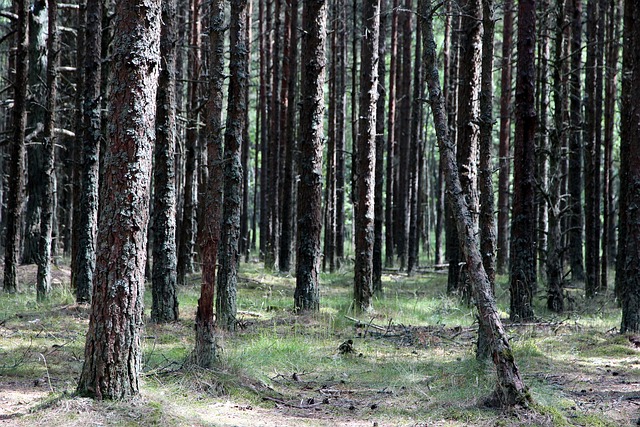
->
[1,0,640,419]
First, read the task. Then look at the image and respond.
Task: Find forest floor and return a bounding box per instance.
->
[1,260,640,426]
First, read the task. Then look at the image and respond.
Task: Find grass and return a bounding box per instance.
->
[1,260,638,426]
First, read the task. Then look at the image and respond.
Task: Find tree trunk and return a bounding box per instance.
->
[567,0,585,283]
[22,0,48,265]
[3,0,28,293]
[280,0,299,273]
[294,0,326,312]
[509,0,537,322]
[496,0,514,275]
[335,0,346,268]
[619,0,640,333]
[192,0,225,367]
[177,0,201,285]
[74,0,102,304]
[151,0,179,322]
[420,2,530,407]
[373,0,388,292]
[477,0,496,359]
[76,0,160,398]
[584,0,601,297]
[217,0,248,332]
[36,0,59,302]
[354,0,380,312]
[240,0,252,261]
[384,0,399,268]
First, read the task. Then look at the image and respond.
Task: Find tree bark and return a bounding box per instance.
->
[3,0,28,293]
[74,0,102,304]
[37,0,59,302]
[496,0,514,275]
[217,0,248,332]
[619,0,640,333]
[151,0,179,322]
[192,0,225,367]
[77,0,161,398]
[509,0,537,322]
[335,0,346,268]
[354,0,380,312]
[294,0,326,312]
[420,1,530,407]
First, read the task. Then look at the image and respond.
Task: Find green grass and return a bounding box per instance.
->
[1,261,638,426]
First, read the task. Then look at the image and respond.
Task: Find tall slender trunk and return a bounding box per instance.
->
[217,0,248,331]
[192,0,225,366]
[335,0,346,267]
[3,0,28,293]
[567,0,585,282]
[373,0,388,292]
[151,0,179,322]
[496,0,514,275]
[354,0,380,312]
[240,0,252,261]
[294,0,326,312]
[384,0,399,268]
[280,0,299,272]
[37,0,59,302]
[509,0,537,322]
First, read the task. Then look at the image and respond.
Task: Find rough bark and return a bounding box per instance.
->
[76,0,160,398]
[509,0,537,322]
[420,2,530,407]
[280,0,299,272]
[294,0,326,312]
[151,0,179,322]
[335,0,346,268]
[567,0,585,282]
[354,0,380,312]
[36,0,59,302]
[192,0,225,367]
[584,0,601,297]
[477,0,496,359]
[217,0,248,332]
[3,0,28,293]
[384,0,399,268]
[496,0,514,275]
[373,0,388,292]
[619,0,640,333]
[177,0,201,285]
[75,0,102,304]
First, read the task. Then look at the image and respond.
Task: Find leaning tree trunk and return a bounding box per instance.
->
[294,0,327,312]
[3,0,29,293]
[36,0,59,302]
[192,0,225,367]
[76,0,161,399]
[151,0,179,322]
[217,0,248,332]
[420,0,530,407]
[354,0,380,312]
[75,0,102,304]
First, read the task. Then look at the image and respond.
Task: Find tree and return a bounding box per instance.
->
[509,0,537,321]
[618,0,640,333]
[354,0,380,312]
[76,0,161,398]
[75,0,102,304]
[420,1,530,407]
[151,0,179,322]
[294,0,327,312]
[192,0,225,366]
[496,0,514,275]
[3,0,29,294]
[217,0,248,331]
[36,0,59,301]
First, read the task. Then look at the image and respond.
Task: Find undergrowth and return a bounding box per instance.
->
[0,261,637,426]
